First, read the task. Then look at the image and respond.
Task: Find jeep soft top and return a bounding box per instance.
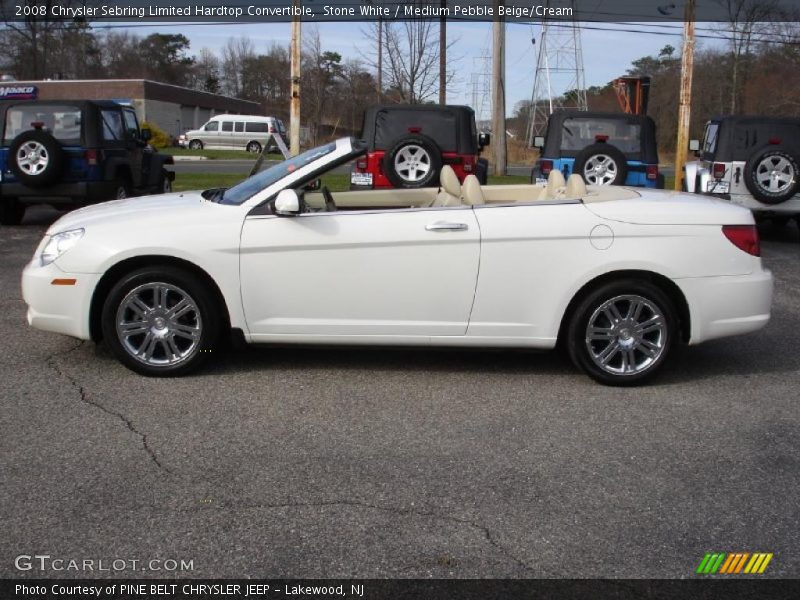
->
[699,115,800,162]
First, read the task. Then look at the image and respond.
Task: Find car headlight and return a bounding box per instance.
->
[40,228,84,266]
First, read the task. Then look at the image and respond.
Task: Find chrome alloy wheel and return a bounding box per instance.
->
[583,154,618,185]
[394,144,432,183]
[16,141,49,175]
[115,282,202,367]
[585,294,667,376]
[755,155,796,194]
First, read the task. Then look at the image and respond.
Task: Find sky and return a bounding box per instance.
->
[119,20,724,114]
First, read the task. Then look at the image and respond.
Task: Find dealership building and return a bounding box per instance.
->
[0,79,262,138]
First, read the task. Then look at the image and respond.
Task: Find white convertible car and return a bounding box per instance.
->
[22,137,773,385]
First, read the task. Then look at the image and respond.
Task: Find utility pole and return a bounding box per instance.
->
[377,16,383,102]
[439,0,446,104]
[674,0,696,191]
[290,0,301,155]
[492,3,507,175]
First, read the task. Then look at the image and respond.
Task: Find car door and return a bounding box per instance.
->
[219,120,235,149]
[200,120,220,148]
[122,108,148,187]
[239,206,480,339]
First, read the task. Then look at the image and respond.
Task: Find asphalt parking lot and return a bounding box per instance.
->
[1,207,798,579]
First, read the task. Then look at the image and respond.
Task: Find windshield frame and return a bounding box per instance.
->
[217,137,365,208]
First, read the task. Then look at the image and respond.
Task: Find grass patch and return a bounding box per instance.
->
[163,148,283,160]
[174,172,536,193]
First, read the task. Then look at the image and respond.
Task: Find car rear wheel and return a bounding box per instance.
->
[246,141,262,153]
[188,140,203,150]
[101,266,221,376]
[383,134,442,188]
[112,180,131,200]
[159,170,172,194]
[574,143,628,186]
[8,130,65,187]
[566,280,677,386]
[744,147,800,204]
[0,199,25,226]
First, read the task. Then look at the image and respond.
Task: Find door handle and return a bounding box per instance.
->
[425,221,469,232]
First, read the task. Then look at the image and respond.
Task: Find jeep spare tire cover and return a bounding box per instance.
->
[573,143,628,186]
[744,146,800,204]
[8,130,65,187]
[383,134,443,188]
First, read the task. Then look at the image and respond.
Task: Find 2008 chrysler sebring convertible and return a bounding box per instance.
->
[22,137,773,385]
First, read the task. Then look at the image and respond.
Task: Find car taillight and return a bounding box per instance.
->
[646,165,658,180]
[85,149,98,166]
[722,225,760,256]
[356,159,367,170]
[712,163,726,179]
[540,160,553,175]
[269,126,276,133]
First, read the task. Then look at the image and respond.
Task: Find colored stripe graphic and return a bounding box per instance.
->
[699,552,773,574]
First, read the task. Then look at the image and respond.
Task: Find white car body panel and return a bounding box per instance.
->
[21,137,773,367]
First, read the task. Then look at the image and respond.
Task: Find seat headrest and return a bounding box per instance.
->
[565,173,588,199]
[546,169,566,199]
[462,174,485,205]
[439,165,461,197]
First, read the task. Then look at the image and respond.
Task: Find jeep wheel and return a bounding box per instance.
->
[159,170,172,194]
[383,134,442,188]
[574,143,628,186]
[188,140,203,150]
[112,180,131,200]
[9,130,65,187]
[0,199,25,226]
[246,141,262,154]
[745,147,799,204]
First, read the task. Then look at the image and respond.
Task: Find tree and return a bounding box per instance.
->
[139,33,194,86]
[303,28,343,143]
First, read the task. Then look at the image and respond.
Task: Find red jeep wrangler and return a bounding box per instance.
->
[350,105,490,190]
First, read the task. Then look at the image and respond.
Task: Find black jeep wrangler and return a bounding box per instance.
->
[0,100,174,225]
[350,104,490,190]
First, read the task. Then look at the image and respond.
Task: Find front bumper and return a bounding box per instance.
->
[21,259,101,340]
[676,268,773,345]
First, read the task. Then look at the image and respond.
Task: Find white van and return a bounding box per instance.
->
[179,115,287,153]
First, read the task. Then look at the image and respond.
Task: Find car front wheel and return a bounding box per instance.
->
[101,267,221,376]
[188,140,203,150]
[566,280,677,386]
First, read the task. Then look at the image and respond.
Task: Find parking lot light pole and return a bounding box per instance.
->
[674,0,696,191]
[290,0,302,156]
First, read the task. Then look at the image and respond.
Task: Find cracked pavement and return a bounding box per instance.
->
[1,207,799,578]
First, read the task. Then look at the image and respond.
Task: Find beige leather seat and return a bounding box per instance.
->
[462,174,485,205]
[565,173,588,199]
[433,165,462,206]
[545,169,566,199]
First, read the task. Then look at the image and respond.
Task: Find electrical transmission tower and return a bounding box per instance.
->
[525,0,587,145]
[470,52,492,125]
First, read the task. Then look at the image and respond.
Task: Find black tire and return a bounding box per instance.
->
[246,141,262,154]
[110,179,131,200]
[0,199,25,226]
[573,143,628,186]
[656,173,666,189]
[159,169,172,194]
[744,146,800,205]
[8,130,65,187]
[771,216,790,229]
[566,279,677,386]
[188,140,203,150]
[382,134,442,188]
[476,158,489,185]
[101,266,221,377]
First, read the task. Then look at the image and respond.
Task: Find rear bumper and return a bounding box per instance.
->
[2,180,116,203]
[21,259,99,340]
[676,269,773,345]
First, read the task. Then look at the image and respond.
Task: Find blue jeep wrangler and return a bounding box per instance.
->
[531,111,664,189]
[0,99,174,225]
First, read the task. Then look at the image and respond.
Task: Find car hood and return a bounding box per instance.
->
[583,189,753,225]
[47,192,206,234]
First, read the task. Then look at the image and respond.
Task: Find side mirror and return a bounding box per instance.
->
[688,139,700,151]
[274,189,301,216]
[533,136,545,149]
[478,132,491,147]
[140,128,152,142]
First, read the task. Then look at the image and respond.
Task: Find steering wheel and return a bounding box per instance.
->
[321,186,336,212]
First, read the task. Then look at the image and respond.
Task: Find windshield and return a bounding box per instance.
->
[561,118,641,153]
[702,122,719,156]
[218,142,337,205]
[4,104,82,144]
